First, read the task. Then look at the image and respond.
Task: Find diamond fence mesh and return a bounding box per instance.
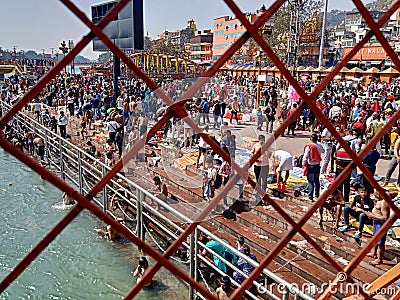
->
[1,0,400,299]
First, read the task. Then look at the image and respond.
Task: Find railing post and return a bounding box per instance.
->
[15,112,19,130]
[194,228,199,285]
[102,165,107,212]
[140,192,145,241]
[59,137,65,180]
[77,151,83,194]
[136,189,143,242]
[44,130,49,164]
[282,287,289,300]
[189,230,196,299]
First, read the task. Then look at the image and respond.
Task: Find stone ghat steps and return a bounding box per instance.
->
[250,200,396,275]
[163,162,398,270]
[146,164,393,274]
[128,173,344,293]
[125,171,323,298]
[126,167,340,288]
[125,164,393,292]
[221,209,378,285]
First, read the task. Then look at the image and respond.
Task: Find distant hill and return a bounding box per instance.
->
[0,49,92,63]
[326,9,346,27]
[324,0,393,28]
[372,0,395,10]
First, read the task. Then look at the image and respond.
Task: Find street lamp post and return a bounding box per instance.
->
[59,41,68,73]
[318,0,328,67]
[68,40,75,74]
[255,6,274,109]
[256,51,262,108]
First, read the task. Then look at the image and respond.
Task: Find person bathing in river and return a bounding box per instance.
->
[133,256,153,287]
[62,192,76,205]
[94,217,124,242]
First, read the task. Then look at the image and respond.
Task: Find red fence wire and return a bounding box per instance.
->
[0,0,400,299]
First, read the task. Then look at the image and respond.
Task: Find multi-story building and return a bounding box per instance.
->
[212,13,258,61]
[344,10,385,42]
[159,19,197,51]
[187,30,213,63]
[328,7,400,68]
[387,7,400,40]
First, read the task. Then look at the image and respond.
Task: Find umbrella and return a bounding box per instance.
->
[380,67,400,74]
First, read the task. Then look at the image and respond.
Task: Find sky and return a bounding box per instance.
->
[0,0,371,60]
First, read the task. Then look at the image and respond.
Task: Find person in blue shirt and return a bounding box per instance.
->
[362,147,380,195]
[200,236,236,276]
[233,245,262,284]
[256,107,263,130]
[352,103,361,121]
[91,94,101,120]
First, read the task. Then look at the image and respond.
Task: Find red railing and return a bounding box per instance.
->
[1,0,400,299]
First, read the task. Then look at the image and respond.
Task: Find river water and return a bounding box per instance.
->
[0,150,188,299]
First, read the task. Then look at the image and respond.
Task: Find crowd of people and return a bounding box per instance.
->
[2,68,400,296]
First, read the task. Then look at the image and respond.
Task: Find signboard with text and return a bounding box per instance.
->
[343,45,391,60]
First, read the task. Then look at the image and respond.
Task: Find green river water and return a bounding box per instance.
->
[0,150,188,299]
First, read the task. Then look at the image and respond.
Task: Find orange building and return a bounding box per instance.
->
[212,14,258,61]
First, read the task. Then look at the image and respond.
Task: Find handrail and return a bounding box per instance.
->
[0,99,314,300]
[198,226,314,300]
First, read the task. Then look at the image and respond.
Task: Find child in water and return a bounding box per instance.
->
[133,256,153,287]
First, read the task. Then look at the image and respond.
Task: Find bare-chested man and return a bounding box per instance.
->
[122,99,130,125]
[94,217,124,242]
[215,276,234,300]
[150,176,168,210]
[33,136,45,163]
[137,113,148,137]
[26,131,35,156]
[62,192,76,205]
[365,190,394,265]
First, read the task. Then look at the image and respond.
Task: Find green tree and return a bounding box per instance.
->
[150,39,189,59]
[97,52,112,63]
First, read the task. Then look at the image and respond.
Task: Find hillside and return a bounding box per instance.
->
[373,0,395,10]
[325,0,394,28]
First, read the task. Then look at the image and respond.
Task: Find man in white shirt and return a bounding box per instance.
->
[58,110,69,138]
[320,126,334,175]
[107,119,120,143]
[272,150,293,191]
[328,103,342,120]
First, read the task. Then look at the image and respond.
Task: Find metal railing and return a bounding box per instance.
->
[0,99,313,300]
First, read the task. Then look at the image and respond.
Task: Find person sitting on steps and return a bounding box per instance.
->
[339,186,374,239]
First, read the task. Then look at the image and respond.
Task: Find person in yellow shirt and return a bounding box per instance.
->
[390,127,399,156]
[369,113,385,155]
